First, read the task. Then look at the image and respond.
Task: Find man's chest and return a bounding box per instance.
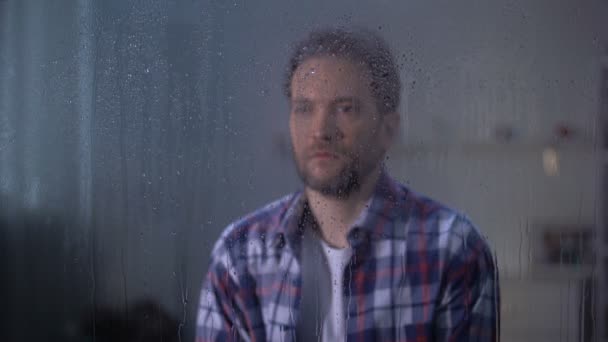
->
[245,239,444,341]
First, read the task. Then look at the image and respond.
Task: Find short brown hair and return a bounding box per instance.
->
[284,27,401,114]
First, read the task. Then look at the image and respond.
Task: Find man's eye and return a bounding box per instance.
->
[336,104,354,113]
[293,104,311,113]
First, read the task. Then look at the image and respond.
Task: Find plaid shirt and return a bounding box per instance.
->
[196,171,499,341]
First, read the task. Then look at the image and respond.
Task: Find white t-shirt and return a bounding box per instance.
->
[319,239,352,341]
[297,226,352,341]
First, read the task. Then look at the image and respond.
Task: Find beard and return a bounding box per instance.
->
[292,148,378,199]
[296,159,361,198]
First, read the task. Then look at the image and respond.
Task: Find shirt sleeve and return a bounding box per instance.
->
[434,216,500,342]
[195,235,254,342]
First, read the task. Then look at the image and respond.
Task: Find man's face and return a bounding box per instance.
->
[289,56,398,197]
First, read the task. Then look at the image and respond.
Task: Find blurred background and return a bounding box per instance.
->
[1,0,607,341]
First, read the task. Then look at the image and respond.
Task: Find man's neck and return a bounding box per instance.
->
[305,165,384,249]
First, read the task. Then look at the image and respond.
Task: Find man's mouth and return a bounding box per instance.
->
[310,150,339,159]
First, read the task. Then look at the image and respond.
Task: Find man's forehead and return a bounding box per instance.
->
[291,57,371,96]
[293,57,368,79]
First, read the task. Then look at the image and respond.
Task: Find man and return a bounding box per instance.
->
[196,28,499,341]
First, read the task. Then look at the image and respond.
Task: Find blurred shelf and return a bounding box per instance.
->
[391,142,595,157]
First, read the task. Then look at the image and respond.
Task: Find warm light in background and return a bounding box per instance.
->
[542,147,559,177]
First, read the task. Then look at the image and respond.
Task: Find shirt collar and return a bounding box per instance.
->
[347,169,404,244]
[272,168,406,251]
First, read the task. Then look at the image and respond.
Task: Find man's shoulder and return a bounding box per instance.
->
[212,192,300,251]
[383,183,493,269]
[393,182,460,226]
[392,181,484,243]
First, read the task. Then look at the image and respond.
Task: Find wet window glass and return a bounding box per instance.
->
[1,0,606,341]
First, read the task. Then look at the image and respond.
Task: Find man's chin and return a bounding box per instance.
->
[302,175,338,191]
[302,173,360,198]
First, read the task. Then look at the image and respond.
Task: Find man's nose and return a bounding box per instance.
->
[311,108,340,141]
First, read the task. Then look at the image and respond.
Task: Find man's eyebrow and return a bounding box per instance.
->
[332,97,358,104]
